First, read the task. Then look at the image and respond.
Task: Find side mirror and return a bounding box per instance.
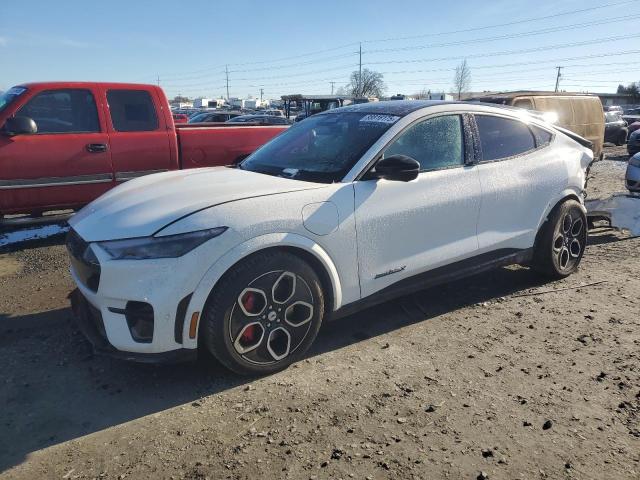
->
[374,154,420,182]
[3,116,37,136]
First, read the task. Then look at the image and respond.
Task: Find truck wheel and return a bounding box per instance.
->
[201,250,325,375]
[616,131,627,146]
[532,199,587,279]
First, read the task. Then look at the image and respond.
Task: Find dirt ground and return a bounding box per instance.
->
[0,145,638,480]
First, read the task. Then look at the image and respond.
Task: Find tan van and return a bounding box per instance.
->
[468,92,605,160]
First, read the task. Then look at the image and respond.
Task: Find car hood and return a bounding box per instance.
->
[70,167,322,241]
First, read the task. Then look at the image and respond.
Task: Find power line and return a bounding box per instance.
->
[162,49,640,91]
[363,0,637,43]
[150,1,637,82]
[365,34,640,66]
[161,63,357,89]
[364,14,640,55]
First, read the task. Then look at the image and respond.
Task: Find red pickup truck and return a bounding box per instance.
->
[0,82,287,219]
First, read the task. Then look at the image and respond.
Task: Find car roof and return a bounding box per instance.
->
[323,100,461,117]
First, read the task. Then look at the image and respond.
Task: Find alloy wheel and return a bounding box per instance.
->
[229,270,315,365]
[553,212,584,271]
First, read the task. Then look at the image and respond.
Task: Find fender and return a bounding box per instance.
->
[181,232,343,348]
[536,187,586,232]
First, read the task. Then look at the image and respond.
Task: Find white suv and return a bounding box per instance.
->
[68,101,593,374]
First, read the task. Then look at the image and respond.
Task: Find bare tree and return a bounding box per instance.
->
[453,59,471,100]
[346,68,386,98]
[413,88,430,99]
[335,85,347,96]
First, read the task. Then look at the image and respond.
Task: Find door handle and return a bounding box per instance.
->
[86,143,108,153]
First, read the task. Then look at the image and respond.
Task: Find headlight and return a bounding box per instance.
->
[98,227,227,260]
[629,154,640,168]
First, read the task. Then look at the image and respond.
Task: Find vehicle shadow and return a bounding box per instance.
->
[0,265,546,473]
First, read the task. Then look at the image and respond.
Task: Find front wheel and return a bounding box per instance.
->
[616,131,627,146]
[201,250,325,375]
[532,199,587,279]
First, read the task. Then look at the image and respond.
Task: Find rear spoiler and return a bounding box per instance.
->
[553,125,594,151]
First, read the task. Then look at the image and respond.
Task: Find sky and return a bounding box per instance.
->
[1,0,639,100]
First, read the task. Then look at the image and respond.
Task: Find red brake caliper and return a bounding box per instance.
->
[241,292,257,343]
[240,324,257,343]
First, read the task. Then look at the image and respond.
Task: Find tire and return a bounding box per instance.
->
[532,199,587,279]
[201,250,325,375]
[616,131,627,146]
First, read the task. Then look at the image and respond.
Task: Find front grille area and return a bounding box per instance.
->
[66,229,101,292]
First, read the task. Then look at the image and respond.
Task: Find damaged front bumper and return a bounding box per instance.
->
[69,289,197,364]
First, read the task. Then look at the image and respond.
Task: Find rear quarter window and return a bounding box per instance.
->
[530,125,553,147]
[107,89,159,132]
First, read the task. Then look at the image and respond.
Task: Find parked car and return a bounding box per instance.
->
[622,107,640,127]
[604,111,628,145]
[68,100,593,373]
[188,111,243,123]
[0,82,287,219]
[628,129,640,156]
[466,92,605,160]
[172,113,189,123]
[263,109,285,117]
[226,114,289,125]
[628,121,640,136]
[626,153,640,192]
[604,105,624,114]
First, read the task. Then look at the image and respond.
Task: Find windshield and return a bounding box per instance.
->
[189,113,209,123]
[0,86,27,114]
[240,111,400,183]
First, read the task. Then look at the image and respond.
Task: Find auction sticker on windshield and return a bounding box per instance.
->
[359,114,400,124]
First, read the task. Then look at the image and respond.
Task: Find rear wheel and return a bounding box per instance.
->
[201,250,325,375]
[532,199,587,279]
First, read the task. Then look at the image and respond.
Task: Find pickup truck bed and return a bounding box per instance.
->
[176,123,285,169]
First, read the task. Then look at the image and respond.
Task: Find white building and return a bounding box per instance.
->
[193,98,226,108]
[229,97,267,109]
[428,92,454,101]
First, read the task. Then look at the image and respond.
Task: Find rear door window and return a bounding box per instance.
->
[17,89,99,134]
[107,89,159,132]
[475,115,536,161]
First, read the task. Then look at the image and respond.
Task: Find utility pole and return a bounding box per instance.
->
[157,74,160,87]
[358,42,362,97]
[330,82,335,95]
[225,65,230,101]
[554,66,562,92]
[260,88,264,102]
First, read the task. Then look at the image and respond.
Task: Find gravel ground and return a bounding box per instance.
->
[0,145,638,480]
